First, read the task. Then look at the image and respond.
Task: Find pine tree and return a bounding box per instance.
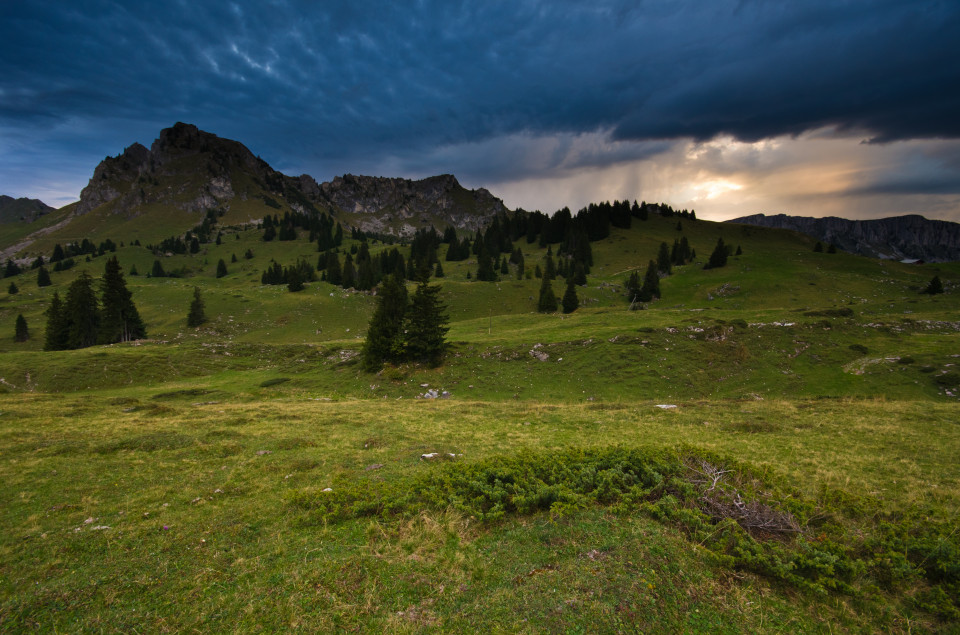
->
[216,259,228,278]
[14,314,29,342]
[7,281,18,294]
[98,256,146,344]
[129,264,139,276]
[151,260,166,278]
[361,274,409,371]
[640,260,660,301]
[434,260,444,278]
[625,271,642,304]
[287,268,304,292]
[657,242,672,275]
[704,238,728,269]
[4,259,20,278]
[544,248,557,280]
[245,249,254,260]
[231,253,238,263]
[64,271,99,349]
[735,245,743,256]
[573,262,587,286]
[813,241,824,253]
[562,277,578,313]
[923,275,944,295]
[403,280,449,366]
[187,287,207,327]
[537,275,558,312]
[44,292,69,351]
[827,244,837,254]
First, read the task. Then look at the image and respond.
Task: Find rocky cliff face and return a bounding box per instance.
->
[75,122,318,217]
[0,195,56,223]
[73,123,506,237]
[728,213,960,262]
[319,173,507,236]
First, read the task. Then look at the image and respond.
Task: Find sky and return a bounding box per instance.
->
[1,0,959,221]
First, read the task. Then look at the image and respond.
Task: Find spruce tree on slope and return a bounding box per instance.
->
[361,274,409,371]
[44,292,69,351]
[64,271,99,349]
[14,314,29,342]
[403,280,449,366]
[704,238,728,270]
[99,256,146,344]
[187,287,207,327]
[537,275,558,312]
[561,277,579,314]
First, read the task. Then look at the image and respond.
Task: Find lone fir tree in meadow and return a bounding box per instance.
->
[216,259,228,278]
[403,280,449,366]
[923,275,944,295]
[625,271,642,304]
[37,266,52,287]
[187,287,207,327]
[99,256,146,344]
[14,314,29,342]
[7,281,17,295]
[361,274,409,371]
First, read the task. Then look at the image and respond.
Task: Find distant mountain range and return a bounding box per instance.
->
[0,195,55,223]
[727,213,960,262]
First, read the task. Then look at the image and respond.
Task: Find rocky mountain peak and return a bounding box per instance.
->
[0,195,56,223]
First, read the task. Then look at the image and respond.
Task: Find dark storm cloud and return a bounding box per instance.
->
[0,0,958,201]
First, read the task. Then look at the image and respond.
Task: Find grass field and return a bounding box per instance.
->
[1,214,958,632]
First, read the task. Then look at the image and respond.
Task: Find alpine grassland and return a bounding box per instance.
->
[1,215,959,632]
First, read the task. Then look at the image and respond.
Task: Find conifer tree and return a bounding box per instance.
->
[657,242,672,275]
[64,271,99,349]
[326,252,342,286]
[573,262,587,286]
[4,259,20,278]
[7,281,17,294]
[562,277,579,314]
[625,271,642,304]
[216,259,228,278]
[544,247,557,280]
[537,275,558,312]
[287,267,304,292]
[704,238,728,269]
[14,314,29,342]
[923,275,944,295]
[361,274,409,371]
[640,259,660,301]
[187,287,207,327]
[827,244,837,254]
[813,241,824,253]
[129,264,139,276]
[403,280,448,366]
[735,245,743,256]
[245,248,254,259]
[151,260,166,278]
[434,260,444,278]
[231,253,238,263]
[44,292,69,351]
[98,256,146,344]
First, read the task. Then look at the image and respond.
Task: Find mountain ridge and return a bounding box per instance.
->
[0,195,56,224]
[727,213,960,262]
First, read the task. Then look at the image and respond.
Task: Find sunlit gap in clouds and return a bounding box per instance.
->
[479,130,960,222]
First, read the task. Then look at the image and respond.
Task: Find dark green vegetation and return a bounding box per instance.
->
[0,211,958,632]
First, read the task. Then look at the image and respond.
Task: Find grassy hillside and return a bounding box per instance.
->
[1,215,958,632]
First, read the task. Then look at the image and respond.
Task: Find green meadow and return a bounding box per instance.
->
[1,215,959,632]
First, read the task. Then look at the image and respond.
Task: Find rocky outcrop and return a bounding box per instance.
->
[71,123,508,238]
[318,173,507,237]
[0,195,56,223]
[75,122,324,218]
[728,213,960,262]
